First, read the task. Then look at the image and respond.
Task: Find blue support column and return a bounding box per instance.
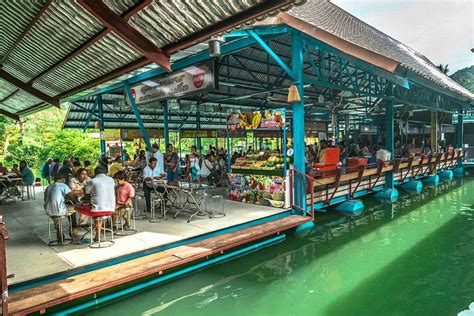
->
[196,111,202,150]
[124,81,152,151]
[98,95,106,155]
[456,106,464,168]
[163,100,169,147]
[291,31,306,210]
[385,84,394,189]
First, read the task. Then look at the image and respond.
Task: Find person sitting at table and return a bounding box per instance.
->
[142,157,166,213]
[57,160,73,187]
[108,156,123,178]
[84,160,95,178]
[165,144,179,185]
[71,160,82,177]
[19,161,34,186]
[70,167,91,227]
[317,140,328,163]
[0,162,7,176]
[44,173,76,244]
[112,171,135,230]
[198,154,214,184]
[10,163,21,177]
[77,166,115,242]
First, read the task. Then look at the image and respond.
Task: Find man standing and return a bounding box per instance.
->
[41,159,52,184]
[164,143,179,185]
[83,166,116,242]
[142,157,165,212]
[49,158,60,180]
[152,143,164,173]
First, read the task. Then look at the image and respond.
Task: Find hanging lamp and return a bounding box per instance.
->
[287,84,301,103]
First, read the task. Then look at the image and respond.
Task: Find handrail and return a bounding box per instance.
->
[289,169,314,220]
[0,219,9,315]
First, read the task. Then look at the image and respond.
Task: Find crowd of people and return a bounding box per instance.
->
[38,142,228,244]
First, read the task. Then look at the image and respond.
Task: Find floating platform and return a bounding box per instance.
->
[6,215,311,315]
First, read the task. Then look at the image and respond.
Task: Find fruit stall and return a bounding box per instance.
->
[226,109,290,208]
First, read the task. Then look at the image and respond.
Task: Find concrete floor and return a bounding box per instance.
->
[0,187,284,285]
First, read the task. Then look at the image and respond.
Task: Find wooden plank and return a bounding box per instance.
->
[8,215,309,315]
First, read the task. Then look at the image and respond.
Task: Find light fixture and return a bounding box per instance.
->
[94,121,101,129]
[208,36,225,57]
[318,94,325,104]
[287,84,301,103]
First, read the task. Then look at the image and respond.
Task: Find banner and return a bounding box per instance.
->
[179,130,217,138]
[101,130,121,141]
[130,61,216,104]
[227,109,285,131]
[120,129,164,141]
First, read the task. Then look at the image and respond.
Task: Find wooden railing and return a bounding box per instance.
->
[289,169,315,219]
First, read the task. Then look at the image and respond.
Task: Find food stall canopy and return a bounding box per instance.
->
[0,0,306,119]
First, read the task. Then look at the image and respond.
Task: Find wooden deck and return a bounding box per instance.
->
[308,152,462,205]
[7,215,310,315]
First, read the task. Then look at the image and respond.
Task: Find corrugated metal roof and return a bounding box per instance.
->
[281,0,473,100]
[0,0,305,118]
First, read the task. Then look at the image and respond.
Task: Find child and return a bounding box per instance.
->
[113,171,135,230]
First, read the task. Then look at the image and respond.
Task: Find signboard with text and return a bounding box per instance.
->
[130,61,217,104]
[120,129,164,141]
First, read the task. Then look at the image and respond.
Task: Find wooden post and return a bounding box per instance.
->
[0,220,9,315]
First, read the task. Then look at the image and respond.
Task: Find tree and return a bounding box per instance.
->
[437,64,450,75]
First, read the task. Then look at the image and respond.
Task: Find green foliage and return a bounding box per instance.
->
[0,108,100,174]
[451,65,474,93]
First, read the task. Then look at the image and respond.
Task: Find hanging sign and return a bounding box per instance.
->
[305,121,327,132]
[120,129,164,141]
[130,61,217,104]
[227,109,285,131]
[179,130,218,138]
[101,130,121,141]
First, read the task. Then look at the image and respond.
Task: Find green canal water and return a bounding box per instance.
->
[84,177,474,316]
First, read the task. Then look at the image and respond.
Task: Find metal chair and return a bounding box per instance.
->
[48,215,73,246]
[115,206,137,236]
[21,184,35,200]
[150,188,166,223]
[89,215,114,248]
[210,195,225,217]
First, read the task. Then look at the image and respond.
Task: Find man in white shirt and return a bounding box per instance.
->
[142,157,166,212]
[152,143,164,174]
[79,166,116,242]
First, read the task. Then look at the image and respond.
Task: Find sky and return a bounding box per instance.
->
[331,0,474,74]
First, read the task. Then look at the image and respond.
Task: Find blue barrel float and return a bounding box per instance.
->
[375,188,399,202]
[335,199,364,215]
[400,180,423,194]
[440,170,454,181]
[453,167,464,177]
[423,174,439,186]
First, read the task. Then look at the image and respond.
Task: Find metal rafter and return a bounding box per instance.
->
[78,0,171,72]
[0,69,60,107]
[0,109,19,121]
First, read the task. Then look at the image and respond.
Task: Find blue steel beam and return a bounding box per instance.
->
[291,30,306,210]
[98,95,106,155]
[385,84,394,189]
[82,98,100,132]
[163,100,169,146]
[124,81,152,150]
[73,32,288,100]
[247,30,294,79]
[224,25,290,38]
